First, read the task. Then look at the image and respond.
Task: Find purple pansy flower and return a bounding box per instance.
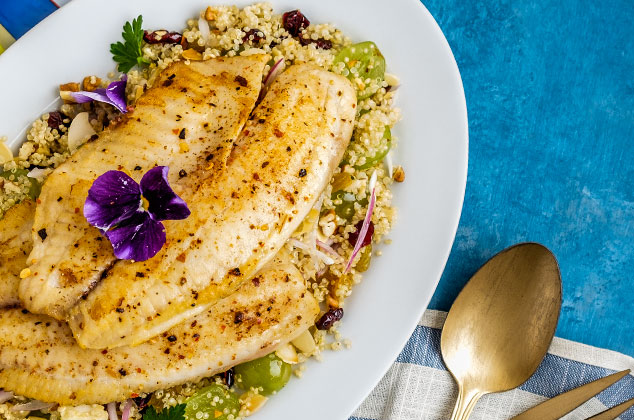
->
[68,76,128,113]
[84,166,190,261]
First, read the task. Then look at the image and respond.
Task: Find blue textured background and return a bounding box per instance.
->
[424,0,634,356]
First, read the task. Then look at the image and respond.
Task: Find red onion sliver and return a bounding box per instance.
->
[0,391,13,404]
[263,58,284,87]
[11,400,54,412]
[344,172,377,273]
[289,238,334,265]
[316,265,328,278]
[316,240,341,261]
[106,402,118,420]
[121,399,133,420]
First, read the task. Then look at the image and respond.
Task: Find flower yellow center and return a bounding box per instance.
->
[141,196,150,211]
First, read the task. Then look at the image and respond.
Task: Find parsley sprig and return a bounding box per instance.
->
[143,404,186,420]
[110,15,150,73]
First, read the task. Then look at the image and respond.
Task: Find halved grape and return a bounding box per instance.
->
[333,41,386,99]
[355,244,373,272]
[355,126,392,170]
[235,353,291,395]
[0,168,41,199]
[184,384,241,420]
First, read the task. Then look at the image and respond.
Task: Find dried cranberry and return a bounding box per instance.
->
[299,37,332,50]
[242,29,265,43]
[316,308,344,330]
[347,220,374,247]
[143,30,183,45]
[282,10,310,37]
[223,367,235,388]
[47,111,68,130]
[133,395,151,413]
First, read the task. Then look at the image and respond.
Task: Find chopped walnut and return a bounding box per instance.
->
[59,82,80,92]
[319,209,337,238]
[82,76,102,92]
[204,6,218,21]
[393,165,405,182]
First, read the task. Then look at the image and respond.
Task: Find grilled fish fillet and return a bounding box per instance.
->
[68,64,356,349]
[0,254,318,405]
[0,200,35,307]
[20,55,269,320]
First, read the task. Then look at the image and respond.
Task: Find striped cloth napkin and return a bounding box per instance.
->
[351,310,634,419]
[1,2,634,419]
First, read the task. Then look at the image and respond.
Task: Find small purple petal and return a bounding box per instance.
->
[69,77,128,113]
[84,171,141,230]
[105,76,128,113]
[105,212,166,261]
[140,166,191,221]
[71,89,110,104]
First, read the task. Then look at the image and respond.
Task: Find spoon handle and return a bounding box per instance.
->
[450,386,484,420]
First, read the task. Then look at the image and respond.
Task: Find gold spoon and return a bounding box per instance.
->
[440,242,562,420]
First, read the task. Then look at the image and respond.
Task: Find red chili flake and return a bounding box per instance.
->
[143,30,183,44]
[299,37,332,50]
[282,10,310,36]
[242,29,265,43]
[347,220,374,248]
[234,75,248,87]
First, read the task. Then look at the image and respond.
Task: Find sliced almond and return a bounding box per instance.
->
[182,49,203,61]
[385,72,400,87]
[67,112,97,153]
[275,342,298,364]
[239,391,268,416]
[0,142,13,164]
[59,91,76,103]
[291,329,316,354]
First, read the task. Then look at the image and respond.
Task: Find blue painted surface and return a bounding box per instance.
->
[0,0,56,39]
[424,0,634,356]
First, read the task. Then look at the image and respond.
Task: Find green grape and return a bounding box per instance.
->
[355,126,392,170]
[331,191,368,222]
[332,190,355,221]
[333,41,386,99]
[235,353,291,395]
[184,384,240,420]
[0,168,41,199]
[355,244,373,272]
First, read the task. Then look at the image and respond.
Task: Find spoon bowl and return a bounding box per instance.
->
[440,242,562,420]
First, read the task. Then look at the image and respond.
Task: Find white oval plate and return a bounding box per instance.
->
[0,0,467,418]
